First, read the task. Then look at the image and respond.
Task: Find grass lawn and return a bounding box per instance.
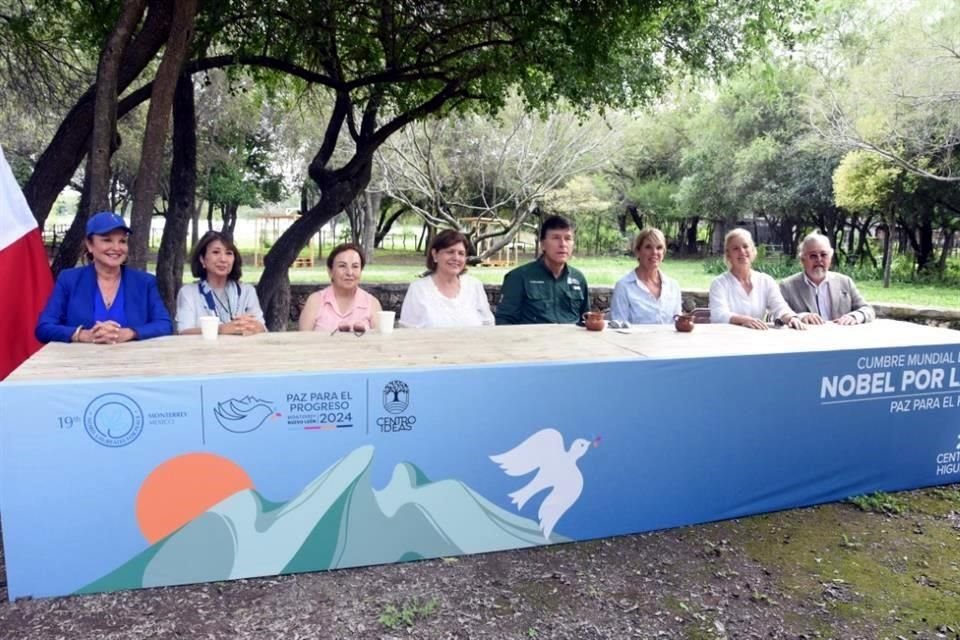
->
[238,253,959,309]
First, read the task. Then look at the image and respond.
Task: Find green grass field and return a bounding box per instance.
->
[238,253,959,309]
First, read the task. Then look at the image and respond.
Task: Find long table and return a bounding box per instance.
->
[2,320,960,599]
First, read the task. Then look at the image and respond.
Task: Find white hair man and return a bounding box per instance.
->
[779,232,875,325]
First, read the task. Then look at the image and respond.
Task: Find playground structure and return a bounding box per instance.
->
[461,217,528,267]
[253,213,321,268]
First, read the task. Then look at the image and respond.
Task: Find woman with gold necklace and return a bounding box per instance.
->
[36,211,172,343]
[176,231,266,336]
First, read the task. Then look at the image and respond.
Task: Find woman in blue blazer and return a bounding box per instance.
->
[35,211,172,343]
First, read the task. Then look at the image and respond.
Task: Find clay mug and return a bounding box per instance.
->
[582,311,606,332]
[673,313,695,333]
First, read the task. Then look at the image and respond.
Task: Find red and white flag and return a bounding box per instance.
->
[0,144,53,380]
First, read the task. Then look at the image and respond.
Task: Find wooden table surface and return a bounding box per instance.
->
[7,320,959,382]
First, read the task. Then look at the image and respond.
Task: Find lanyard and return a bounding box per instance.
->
[210,287,234,319]
[200,280,239,322]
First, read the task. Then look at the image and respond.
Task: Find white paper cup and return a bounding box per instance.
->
[199,316,219,341]
[377,311,396,334]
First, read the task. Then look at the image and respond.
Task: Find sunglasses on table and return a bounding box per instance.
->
[330,324,367,337]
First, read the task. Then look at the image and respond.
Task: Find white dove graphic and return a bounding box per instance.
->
[489,428,594,541]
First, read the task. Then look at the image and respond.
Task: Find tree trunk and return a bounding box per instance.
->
[853,215,876,269]
[593,212,602,256]
[882,207,894,288]
[616,210,627,235]
[257,158,374,330]
[685,217,699,255]
[190,200,201,246]
[846,214,857,260]
[936,229,954,276]
[328,214,339,247]
[128,0,199,269]
[23,0,173,228]
[360,190,379,264]
[155,74,196,318]
[51,171,93,276]
[221,203,238,236]
[299,182,309,215]
[206,198,215,232]
[346,200,362,245]
[375,203,408,247]
[626,203,643,231]
[416,220,429,252]
[782,222,797,258]
[916,216,933,274]
[88,0,149,212]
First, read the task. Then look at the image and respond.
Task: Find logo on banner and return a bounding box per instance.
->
[490,428,599,541]
[933,434,960,477]
[378,380,416,432]
[383,380,410,414]
[83,393,145,447]
[214,395,278,433]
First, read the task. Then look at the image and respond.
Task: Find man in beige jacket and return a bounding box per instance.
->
[780,232,875,325]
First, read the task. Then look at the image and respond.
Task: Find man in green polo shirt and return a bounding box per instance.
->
[495,215,590,325]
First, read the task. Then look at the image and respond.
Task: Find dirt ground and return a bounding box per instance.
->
[2,488,960,640]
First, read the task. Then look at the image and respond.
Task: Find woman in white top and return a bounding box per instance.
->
[399,229,494,328]
[610,227,682,324]
[176,231,267,336]
[708,228,804,331]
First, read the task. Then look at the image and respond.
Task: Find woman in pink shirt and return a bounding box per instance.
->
[298,243,383,333]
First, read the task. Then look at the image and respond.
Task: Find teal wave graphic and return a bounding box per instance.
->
[78,446,558,594]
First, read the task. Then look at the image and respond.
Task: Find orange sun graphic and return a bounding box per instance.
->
[135,452,254,544]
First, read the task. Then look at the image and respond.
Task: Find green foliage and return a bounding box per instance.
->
[201,90,287,213]
[206,0,811,125]
[670,61,831,228]
[740,499,960,637]
[847,491,906,515]
[208,164,260,209]
[627,177,680,222]
[832,151,903,213]
[703,252,960,291]
[836,255,960,288]
[839,533,863,549]
[701,256,798,279]
[378,598,438,630]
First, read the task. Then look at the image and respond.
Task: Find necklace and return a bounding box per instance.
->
[98,276,121,309]
[636,268,661,290]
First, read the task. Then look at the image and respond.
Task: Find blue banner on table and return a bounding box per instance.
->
[2,344,960,599]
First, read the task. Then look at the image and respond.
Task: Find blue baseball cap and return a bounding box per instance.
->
[86,211,132,236]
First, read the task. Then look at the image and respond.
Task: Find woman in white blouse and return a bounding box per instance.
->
[399,230,494,328]
[708,228,804,331]
[609,227,681,324]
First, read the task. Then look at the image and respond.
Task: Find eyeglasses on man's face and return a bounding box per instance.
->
[330,324,367,336]
[805,251,830,260]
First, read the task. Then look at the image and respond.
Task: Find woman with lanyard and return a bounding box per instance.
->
[36,211,173,343]
[175,231,266,336]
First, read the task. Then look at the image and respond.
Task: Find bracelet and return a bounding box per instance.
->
[71,326,83,342]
